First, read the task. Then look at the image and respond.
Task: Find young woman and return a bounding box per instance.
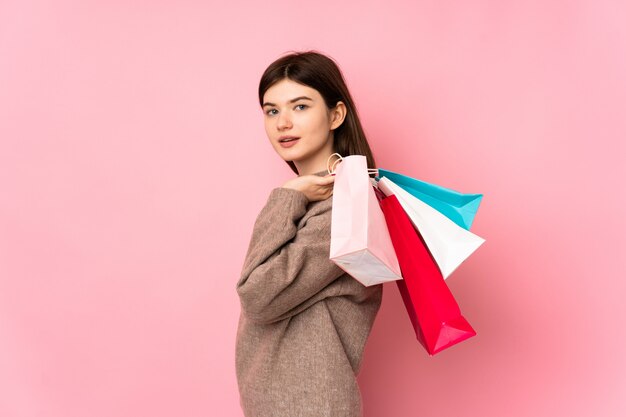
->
[235,50,383,417]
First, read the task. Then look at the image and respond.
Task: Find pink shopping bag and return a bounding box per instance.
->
[329,154,402,286]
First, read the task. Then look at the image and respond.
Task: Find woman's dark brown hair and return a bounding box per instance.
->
[258,50,377,175]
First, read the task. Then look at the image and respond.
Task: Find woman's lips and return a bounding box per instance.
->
[279,138,300,148]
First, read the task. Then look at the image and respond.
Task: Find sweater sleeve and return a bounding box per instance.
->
[236,186,346,325]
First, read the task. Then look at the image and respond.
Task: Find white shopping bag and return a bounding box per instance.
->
[377,176,485,279]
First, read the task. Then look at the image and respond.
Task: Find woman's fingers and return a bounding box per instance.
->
[283,174,334,202]
[317,174,335,185]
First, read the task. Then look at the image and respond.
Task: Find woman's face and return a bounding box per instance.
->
[262,78,345,174]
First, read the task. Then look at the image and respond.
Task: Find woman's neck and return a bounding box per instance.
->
[295,145,336,176]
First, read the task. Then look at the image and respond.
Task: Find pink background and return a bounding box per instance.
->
[1,1,625,416]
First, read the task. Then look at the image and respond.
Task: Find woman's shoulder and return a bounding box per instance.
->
[301,194,333,225]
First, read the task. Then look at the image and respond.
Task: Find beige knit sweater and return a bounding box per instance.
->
[235,170,384,417]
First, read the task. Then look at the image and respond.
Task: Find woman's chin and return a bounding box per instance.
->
[277,149,303,162]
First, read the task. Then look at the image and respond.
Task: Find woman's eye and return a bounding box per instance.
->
[266,105,306,116]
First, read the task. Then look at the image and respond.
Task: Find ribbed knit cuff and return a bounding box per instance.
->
[267,187,309,208]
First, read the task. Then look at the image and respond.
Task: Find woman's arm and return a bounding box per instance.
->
[236,186,345,325]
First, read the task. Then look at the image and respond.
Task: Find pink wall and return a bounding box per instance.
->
[1,1,625,416]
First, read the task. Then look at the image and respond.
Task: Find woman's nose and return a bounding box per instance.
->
[277,112,292,129]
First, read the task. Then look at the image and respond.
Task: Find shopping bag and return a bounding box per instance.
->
[378,193,476,355]
[377,168,482,230]
[377,176,485,279]
[329,155,403,286]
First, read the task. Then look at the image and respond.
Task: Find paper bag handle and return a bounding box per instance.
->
[326,153,379,177]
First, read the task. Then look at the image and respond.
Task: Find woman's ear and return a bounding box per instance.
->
[330,101,347,131]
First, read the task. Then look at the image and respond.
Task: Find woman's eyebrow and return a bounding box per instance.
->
[262,96,313,108]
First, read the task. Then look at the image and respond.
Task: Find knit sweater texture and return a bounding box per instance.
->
[235,170,384,417]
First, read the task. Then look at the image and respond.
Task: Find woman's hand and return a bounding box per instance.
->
[282,174,335,202]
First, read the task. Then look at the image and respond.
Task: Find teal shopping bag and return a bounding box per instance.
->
[376,168,483,230]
